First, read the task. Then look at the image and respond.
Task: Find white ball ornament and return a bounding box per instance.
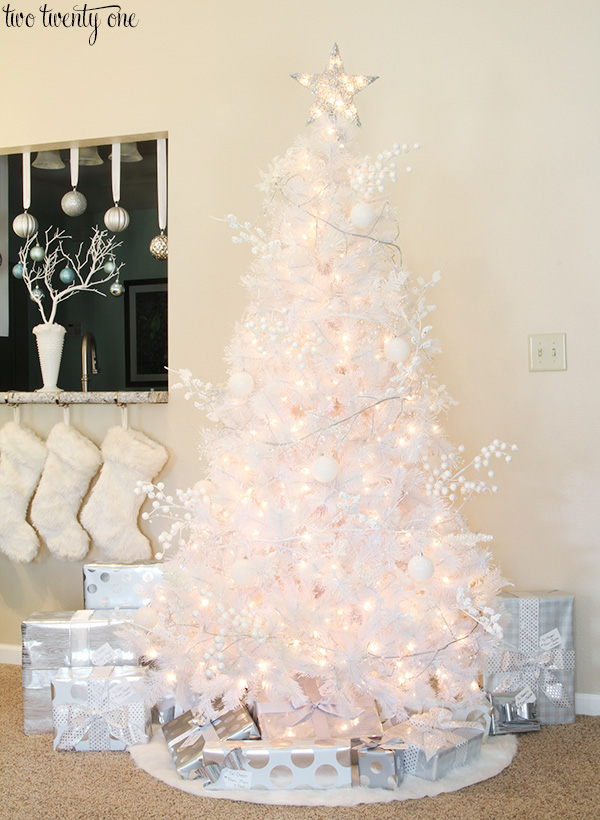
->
[228,371,254,397]
[104,205,130,232]
[231,558,259,586]
[110,280,124,297]
[29,244,45,262]
[194,479,216,497]
[384,336,411,364]
[61,189,88,217]
[311,454,339,483]
[13,212,38,238]
[133,605,159,629]
[407,554,435,582]
[350,202,377,229]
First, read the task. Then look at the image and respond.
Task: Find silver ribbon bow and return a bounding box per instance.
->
[56,702,144,750]
[486,648,574,708]
[386,708,482,761]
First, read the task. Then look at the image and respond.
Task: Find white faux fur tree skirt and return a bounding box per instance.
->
[129,731,517,806]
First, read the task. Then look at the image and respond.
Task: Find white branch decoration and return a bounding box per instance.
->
[17,226,124,324]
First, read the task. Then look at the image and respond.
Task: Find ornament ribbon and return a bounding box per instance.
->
[157,138,167,231]
[70,147,79,188]
[22,152,31,210]
[111,142,121,205]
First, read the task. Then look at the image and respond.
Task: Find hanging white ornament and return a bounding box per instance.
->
[194,479,216,497]
[110,279,124,297]
[350,202,376,229]
[104,205,130,232]
[228,371,254,397]
[13,152,38,238]
[384,336,411,363]
[133,605,159,629]
[150,231,168,259]
[231,558,260,586]
[104,143,130,232]
[29,244,45,262]
[13,212,38,238]
[311,454,339,483]
[407,553,435,581]
[61,189,87,217]
[151,137,168,259]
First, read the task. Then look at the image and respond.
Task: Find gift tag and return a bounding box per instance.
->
[216,768,252,789]
[109,682,134,705]
[515,685,537,707]
[539,628,562,651]
[91,642,117,665]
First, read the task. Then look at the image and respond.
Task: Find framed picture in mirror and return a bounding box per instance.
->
[124,278,168,387]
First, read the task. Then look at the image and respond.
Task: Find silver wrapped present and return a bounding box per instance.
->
[162,704,260,779]
[52,665,151,751]
[83,561,164,609]
[22,609,138,734]
[483,590,575,725]
[254,676,382,741]
[200,738,353,790]
[383,708,484,781]
[489,692,540,735]
[357,742,404,788]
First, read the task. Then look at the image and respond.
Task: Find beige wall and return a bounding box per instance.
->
[1,1,598,698]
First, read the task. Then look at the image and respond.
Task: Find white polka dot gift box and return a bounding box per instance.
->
[51,665,151,752]
[200,738,355,790]
[83,561,164,610]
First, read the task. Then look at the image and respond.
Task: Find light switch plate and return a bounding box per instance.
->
[529,333,567,371]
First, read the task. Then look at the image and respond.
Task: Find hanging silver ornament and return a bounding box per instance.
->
[13,212,38,238]
[149,231,168,260]
[110,279,124,297]
[61,189,88,217]
[31,286,44,301]
[30,244,45,262]
[104,205,130,232]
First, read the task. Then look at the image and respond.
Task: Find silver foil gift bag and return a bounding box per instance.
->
[22,609,138,734]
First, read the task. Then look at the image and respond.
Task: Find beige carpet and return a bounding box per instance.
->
[2,663,599,820]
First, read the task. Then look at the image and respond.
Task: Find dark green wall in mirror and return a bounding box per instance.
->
[0,139,168,392]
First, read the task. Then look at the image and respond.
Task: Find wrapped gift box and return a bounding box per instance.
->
[162,704,260,779]
[483,590,575,725]
[254,676,382,741]
[489,692,540,735]
[383,709,484,781]
[357,743,404,789]
[52,665,151,751]
[200,738,353,790]
[83,561,164,610]
[22,609,138,734]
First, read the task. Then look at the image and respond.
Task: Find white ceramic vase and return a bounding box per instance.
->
[33,322,66,392]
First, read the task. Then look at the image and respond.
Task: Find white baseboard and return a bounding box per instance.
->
[1,639,599,715]
[0,643,21,665]
[575,693,600,716]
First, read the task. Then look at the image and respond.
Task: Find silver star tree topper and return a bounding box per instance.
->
[291,43,378,126]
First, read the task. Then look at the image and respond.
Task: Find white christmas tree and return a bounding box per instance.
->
[138,45,515,723]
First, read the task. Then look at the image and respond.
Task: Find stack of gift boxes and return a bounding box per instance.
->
[20,570,576,791]
[21,561,163,750]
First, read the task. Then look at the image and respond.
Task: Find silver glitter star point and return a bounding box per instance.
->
[291,43,378,127]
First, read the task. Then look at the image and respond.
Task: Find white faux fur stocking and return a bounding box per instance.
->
[30,423,102,561]
[0,422,48,563]
[80,426,168,562]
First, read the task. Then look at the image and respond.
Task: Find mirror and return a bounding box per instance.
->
[0,136,168,393]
